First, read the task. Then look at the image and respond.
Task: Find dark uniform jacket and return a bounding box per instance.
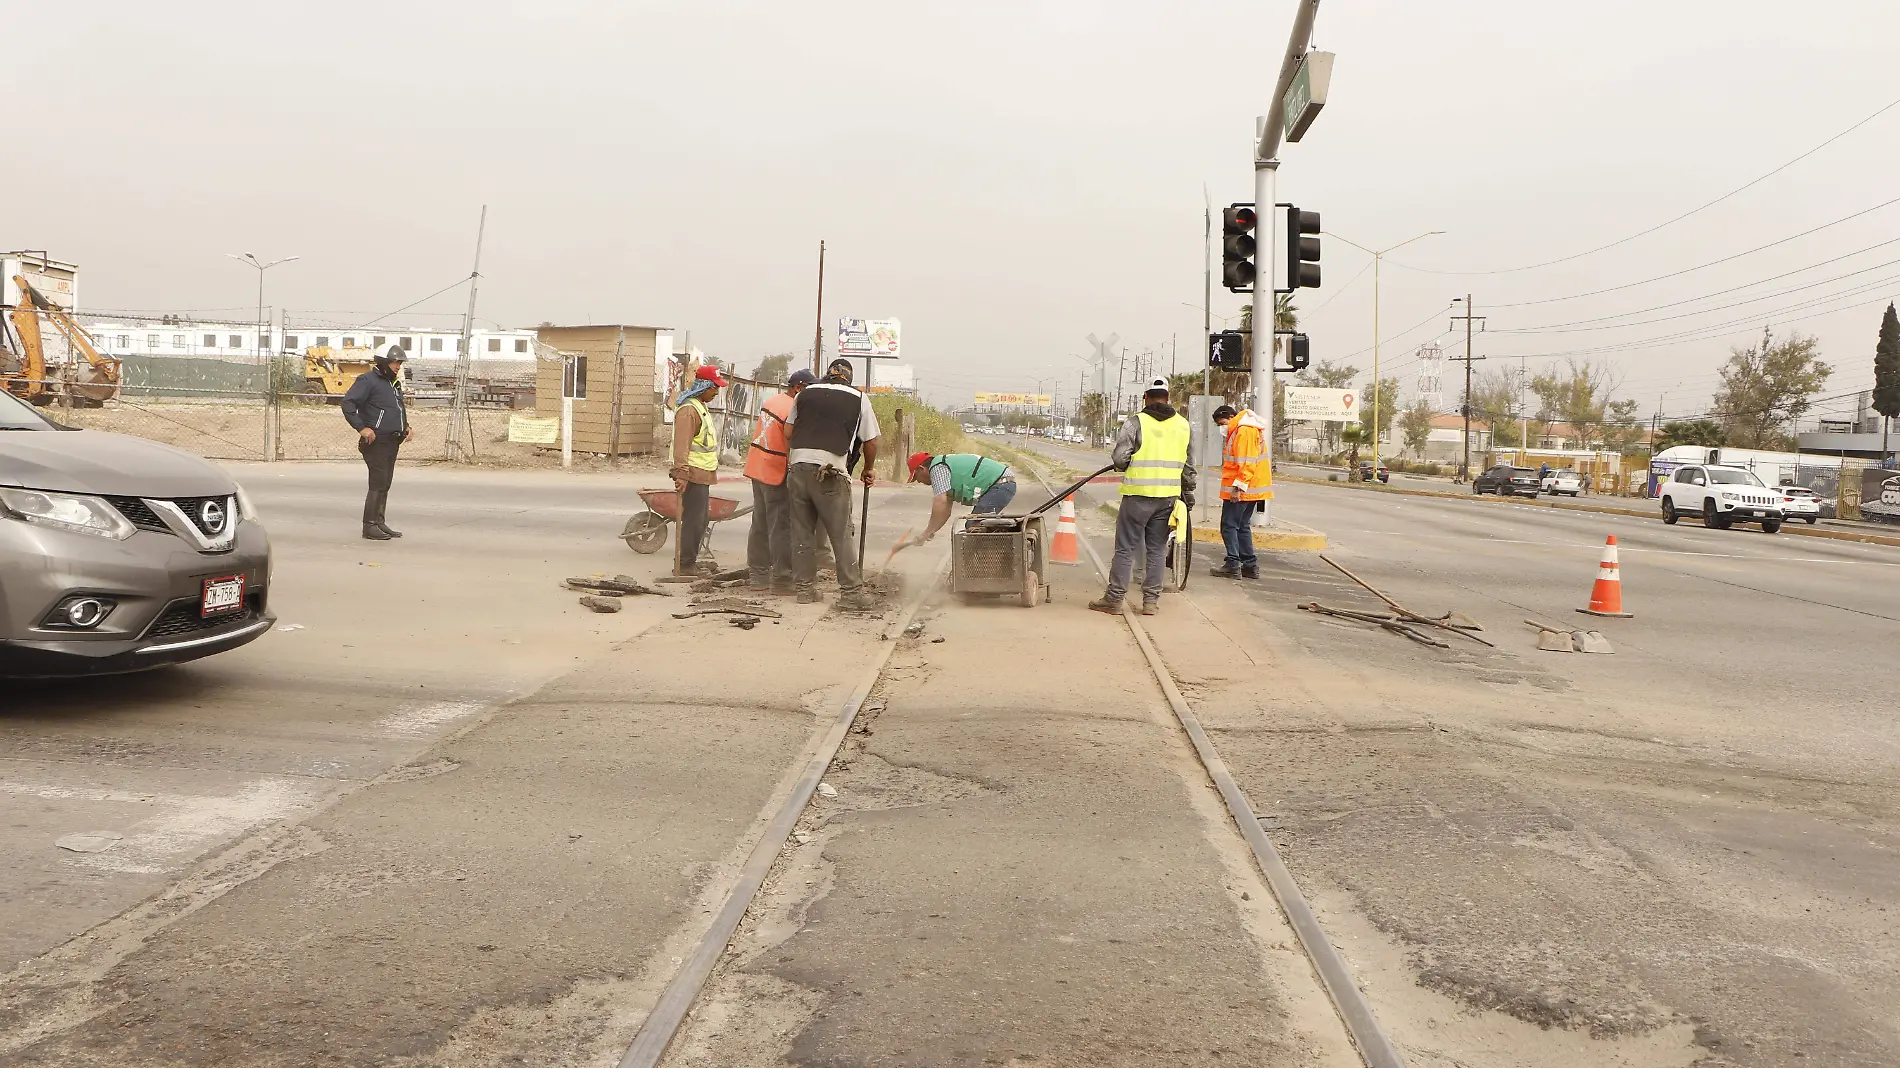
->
[342,371,408,438]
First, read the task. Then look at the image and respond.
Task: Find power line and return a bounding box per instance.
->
[1496,259,1900,335]
[1383,93,1900,277]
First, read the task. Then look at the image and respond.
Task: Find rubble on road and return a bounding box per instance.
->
[1524,618,1615,654]
[579,596,622,613]
[564,575,670,597]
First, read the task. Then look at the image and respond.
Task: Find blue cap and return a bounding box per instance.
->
[786,369,817,387]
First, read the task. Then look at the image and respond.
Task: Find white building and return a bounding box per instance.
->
[83,322,540,362]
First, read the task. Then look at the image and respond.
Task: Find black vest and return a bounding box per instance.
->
[789,384,860,456]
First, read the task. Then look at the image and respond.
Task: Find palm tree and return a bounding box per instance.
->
[1340,422,1372,472]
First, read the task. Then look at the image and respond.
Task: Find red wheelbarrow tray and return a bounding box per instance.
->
[636,488,751,522]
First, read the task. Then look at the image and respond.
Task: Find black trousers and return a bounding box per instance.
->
[360,437,401,525]
[678,481,711,570]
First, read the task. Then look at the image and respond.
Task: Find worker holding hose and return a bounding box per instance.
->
[1090,378,1195,617]
[902,451,1017,545]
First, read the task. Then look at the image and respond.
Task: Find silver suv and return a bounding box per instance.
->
[1,391,272,676]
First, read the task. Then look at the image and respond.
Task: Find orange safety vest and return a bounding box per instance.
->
[742,392,796,485]
[1220,408,1273,502]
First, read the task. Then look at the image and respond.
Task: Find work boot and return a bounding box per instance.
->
[1087,596,1122,615]
[1209,564,1241,578]
[1140,601,1159,616]
[1241,564,1259,580]
[836,589,877,613]
[796,587,822,605]
[361,523,393,541]
[771,581,798,597]
[377,521,403,538]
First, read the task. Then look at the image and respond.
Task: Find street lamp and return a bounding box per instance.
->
[227,253,299,459]
[1326,230,1442,473]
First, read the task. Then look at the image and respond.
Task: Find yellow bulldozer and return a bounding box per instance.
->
[1,275,122,406]
[301,345,379,397]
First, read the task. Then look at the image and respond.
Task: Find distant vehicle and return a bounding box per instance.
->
[1356,461,1388,483]
[1473,465,1540,497]
[1,389,273,676]
[1660,464,1782,532]
[1540,470,1583,496]
[1776,485,1820,524]
[1885,477,1900,508]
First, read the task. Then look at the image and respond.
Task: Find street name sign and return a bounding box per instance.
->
[1282,51,1336,144]
[1284,385,1359,422]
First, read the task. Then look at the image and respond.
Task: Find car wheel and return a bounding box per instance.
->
[1472,484,1483,495]
[1703,500,1724,529]
[1662,498,1678,524]
[1806,517,1817,524]
[1762,519,1782,534]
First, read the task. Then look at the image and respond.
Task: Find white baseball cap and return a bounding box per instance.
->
[1146,377,1168,392]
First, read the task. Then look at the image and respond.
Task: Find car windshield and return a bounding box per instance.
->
[0,390,56,430]
[1708,469,1765,486]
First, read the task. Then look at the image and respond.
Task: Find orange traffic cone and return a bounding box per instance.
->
[1049,497,1080,566]
[1577,535,1632,617]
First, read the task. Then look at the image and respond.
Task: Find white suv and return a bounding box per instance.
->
[1775,485,1821,524]
[1660,465,1783,532]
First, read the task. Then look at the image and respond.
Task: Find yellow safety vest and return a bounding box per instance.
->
[686,398,719,472]
[1120,411,1190,497]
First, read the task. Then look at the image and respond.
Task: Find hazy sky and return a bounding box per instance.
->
[8,0,1898,424]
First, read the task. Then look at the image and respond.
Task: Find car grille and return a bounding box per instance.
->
[143,596,259,639]
[108,497,171,533]
[173,496,233,536]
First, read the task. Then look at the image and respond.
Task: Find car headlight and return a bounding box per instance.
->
[0,487,137,540]
[1718,490,1736,500]
[234,482,261,524]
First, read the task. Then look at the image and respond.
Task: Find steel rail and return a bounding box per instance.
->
[1028,462,1406,1068]
[616,555,949,1068]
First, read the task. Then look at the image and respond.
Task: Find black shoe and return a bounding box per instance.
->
[796,588,821,604]
[377,522,403,538]
[362,524,393,541]
[1241,565,1258,580]
[1209,565,1240,578]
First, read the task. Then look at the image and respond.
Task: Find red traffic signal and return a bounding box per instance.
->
[1222,204,1257,291]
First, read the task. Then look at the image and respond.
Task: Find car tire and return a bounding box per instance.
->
[1805,517,1817,524]
[1472,484,1484,495]
[1662,498,1678,524]
[1703,500,1731,529]
[1762,519,1782,534]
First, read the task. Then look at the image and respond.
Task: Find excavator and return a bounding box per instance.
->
[0,275,121,406]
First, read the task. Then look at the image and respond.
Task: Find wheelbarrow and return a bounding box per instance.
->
[621,487,752,554]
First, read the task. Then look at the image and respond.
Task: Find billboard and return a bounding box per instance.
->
[974,392,1051,407]
[1283,386,1359,422]
[838,317,900,359]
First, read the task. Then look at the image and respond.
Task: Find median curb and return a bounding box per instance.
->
[1096,502,1327,551]
[1279,474,1900,548]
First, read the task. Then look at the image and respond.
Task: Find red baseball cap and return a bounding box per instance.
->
[907,451,932,474]
[694,365,729,387]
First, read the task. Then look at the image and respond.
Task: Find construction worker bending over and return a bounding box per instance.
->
[784,359,879,610]
[904,451,1017,545]
[670,364,727,577]
[1090,377,1195,617]
[1210,403,1270,579]
[743,368,815,593]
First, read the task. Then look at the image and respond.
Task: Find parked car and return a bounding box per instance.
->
[1540,470,1583,496]
[1775,484,1821,524]
[1,391,273,677]
[1473,465,1541,497]
[1659,464,1783,532]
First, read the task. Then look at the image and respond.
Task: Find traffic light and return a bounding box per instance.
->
[1284,205,1321,289]
[1286,333,1310,372]
[1209,331,1247,370]
[1222,205,1257,291]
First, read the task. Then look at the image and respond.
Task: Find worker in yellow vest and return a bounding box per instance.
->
[1091,378,1196,616]
[670,364,727,577]
[742,368,815,592]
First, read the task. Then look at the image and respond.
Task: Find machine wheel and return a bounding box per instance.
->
[1168,526,1191,592]
[1020,569,1041,608]
[622,510,669,553]
[1661,498,1678,524]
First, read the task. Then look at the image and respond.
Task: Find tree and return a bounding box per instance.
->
[1529,358,1627,449]
[1468,368,1521,447]
[1711,327,1831,449]
[1339,422,1372,471]
[1873,303,1900,461]
[1364,376,1400,445]
[1600,398,1645,454]
[752,353,792,384]
[1077,392,1110,444]
[1399,399,1435,458]
[1656,419,1724,450]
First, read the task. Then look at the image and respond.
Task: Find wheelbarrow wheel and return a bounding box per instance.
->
[1020,569,1041,608]
[622,510,669,554]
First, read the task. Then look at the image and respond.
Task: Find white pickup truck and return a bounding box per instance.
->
[1660,464,1783,532]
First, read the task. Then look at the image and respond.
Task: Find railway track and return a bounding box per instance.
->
[615,461,1404,1068]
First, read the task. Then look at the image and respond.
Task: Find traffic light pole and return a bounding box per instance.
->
[1251,154,1277,525]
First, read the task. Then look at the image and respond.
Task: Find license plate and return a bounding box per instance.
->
[201,575,246,617]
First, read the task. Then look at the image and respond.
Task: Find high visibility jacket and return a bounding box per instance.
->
[1120,411,1191,497]
[742,392,796,484]
[1220,408,1272,502]
[684,398,718,472]
[931,453,1009,505]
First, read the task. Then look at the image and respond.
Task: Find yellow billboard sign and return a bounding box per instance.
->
[973,392,1051,407]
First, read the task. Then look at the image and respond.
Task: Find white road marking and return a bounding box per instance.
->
[377,700,486,738]
[6,776,325,875]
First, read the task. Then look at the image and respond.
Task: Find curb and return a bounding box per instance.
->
[1280,475,1900,549]
[1096,502,1327,551]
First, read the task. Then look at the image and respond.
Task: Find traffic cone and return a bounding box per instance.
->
[1049,497,1080,566]
[1577,535,1632,617]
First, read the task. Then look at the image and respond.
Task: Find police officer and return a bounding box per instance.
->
[342,344,411,541]
[1091,378,1195,616]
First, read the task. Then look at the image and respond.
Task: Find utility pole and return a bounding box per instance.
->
[1330,229,1442,475]
[1251,0,1324,525]
[225,252,299,461]
[810,241,826,375]
[1450,295,1486,480]
[446,205,487,462]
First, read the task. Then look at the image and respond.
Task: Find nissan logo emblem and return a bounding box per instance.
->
[200,500,227,533]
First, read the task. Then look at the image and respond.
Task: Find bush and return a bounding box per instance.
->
[869,395,967,456]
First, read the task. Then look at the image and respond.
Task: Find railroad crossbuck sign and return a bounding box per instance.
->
[1283,386,1359,422]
